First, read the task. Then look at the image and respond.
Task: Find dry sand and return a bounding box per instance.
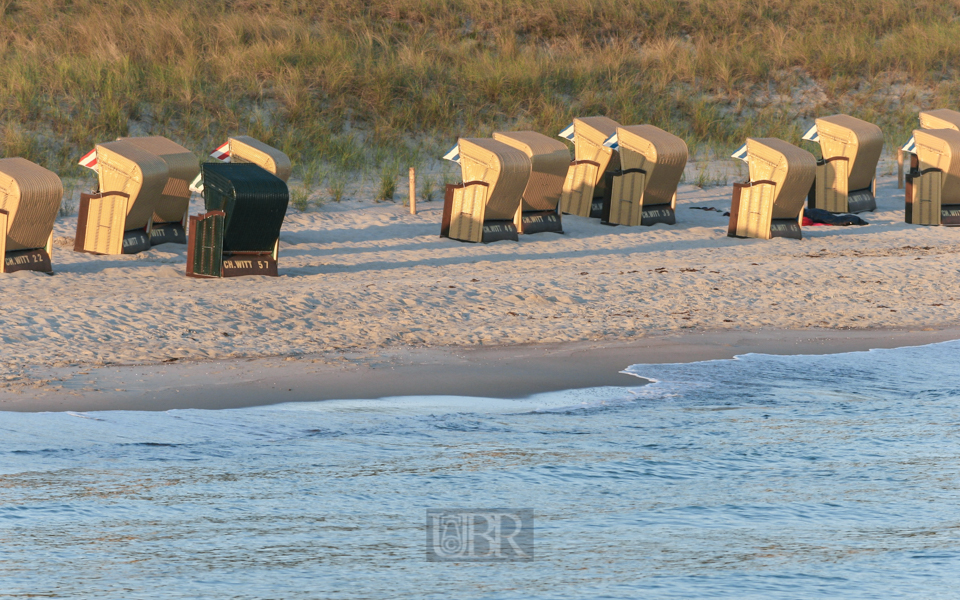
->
[2,171,959,409]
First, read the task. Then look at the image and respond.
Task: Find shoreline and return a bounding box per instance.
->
[3,326,958,412]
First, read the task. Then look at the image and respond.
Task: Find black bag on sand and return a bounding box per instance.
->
[804,208,868,226]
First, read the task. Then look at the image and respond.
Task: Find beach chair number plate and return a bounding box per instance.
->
[770,218,802,239]
[941,205,960,226]
[3,249,51,274]
[221,254,278,277]
[520,212,562,234]
[640,206,676,225]
[846,189,876,214]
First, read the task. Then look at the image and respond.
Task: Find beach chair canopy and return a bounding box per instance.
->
[815,114,883,192]
[616,124,688,206]
[457,138,530,221]
[746,138,817,218]
[0,158,62,252]
[228,136,292,182]
[96,140,168,231]
[201,162,289,253]
[118,136,199,223]
[573,116,621,168]
[918,109,960,132]
[492,131,569,212]
[913,128,960,205]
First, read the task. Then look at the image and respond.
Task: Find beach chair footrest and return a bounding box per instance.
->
[3,249,52,274]
[480,220,519,243]
[150,222,187,245]
[520,211,562,234]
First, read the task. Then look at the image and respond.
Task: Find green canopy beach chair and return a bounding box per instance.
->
[186,162,289,278]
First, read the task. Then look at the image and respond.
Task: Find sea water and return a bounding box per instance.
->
[2,341,960,599]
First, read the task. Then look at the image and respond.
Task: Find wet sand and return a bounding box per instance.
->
[3,327,958,412]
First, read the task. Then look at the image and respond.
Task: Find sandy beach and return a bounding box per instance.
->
[3,171,959,409]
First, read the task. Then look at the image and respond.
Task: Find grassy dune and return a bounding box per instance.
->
[2,0,959,184]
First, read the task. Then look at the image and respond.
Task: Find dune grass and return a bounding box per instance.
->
[1,0,958,181]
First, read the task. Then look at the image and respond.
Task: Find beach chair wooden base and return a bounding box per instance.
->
[74,191,151,255]
[185,211,280,278]
[769,218,803,239]
[728,180,802,240]
[0,210,53,274]
[516,210,562,234]
[149,220,187,245]
[941,204,960,226]
[480,220,519,243]
[845,189,876,213]
[559,160,601,218]
[905,168,943,226]
[2,248,52,274]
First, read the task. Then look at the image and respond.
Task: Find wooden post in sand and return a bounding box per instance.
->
[898,148,904,189]
[409,167,417,215]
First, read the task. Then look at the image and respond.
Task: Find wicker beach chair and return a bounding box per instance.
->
[918,108,960,131]
[186,162,289,278]
[0,158,62,274]
[492,131,568,234]
[227,136,292,182]
[601,125,687,226]
[898,110,960,189]
[806,115,883,214]
[905,128,960,226]
[74,140,167,255]
[728,138,816,240]
[119,136,199,245]
[440,138,530,243]
[559,116,621,218]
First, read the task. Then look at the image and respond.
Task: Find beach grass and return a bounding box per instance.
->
[1,0,958,179]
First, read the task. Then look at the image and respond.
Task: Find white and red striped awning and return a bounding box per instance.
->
[78,148,98,171]
[210,141,231,161]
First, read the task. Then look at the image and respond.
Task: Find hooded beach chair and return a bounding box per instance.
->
[728,138,816,240]
[918,108,960,131]
[225,136,292,182]
[904,128,960,226]
[118,136,199,245]
[805,114,883,214]
[0,158,62,274]
[559,116,621,218]
[899,109,960,189]
[74,140,166,255]
[900,109,960,224]
[440,138,530,243]
[186,162,289,278]
[600,125,687,226]
[492,131,568,234]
